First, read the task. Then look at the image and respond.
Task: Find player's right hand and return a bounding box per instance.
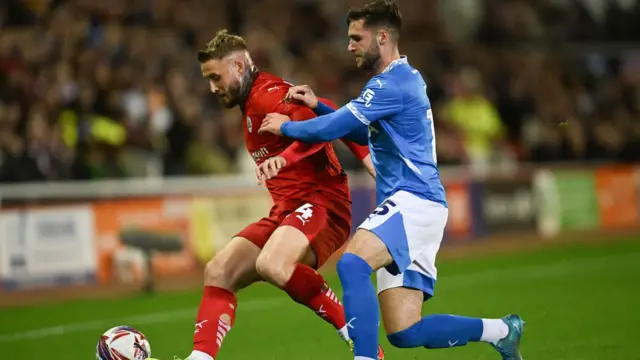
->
[284,85,318,109]
[256,156,287,185]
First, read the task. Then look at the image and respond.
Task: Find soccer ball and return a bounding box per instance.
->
[96,326,151,360]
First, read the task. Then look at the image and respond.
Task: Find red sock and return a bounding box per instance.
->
[284,264,347,330]
[193,286,237,358]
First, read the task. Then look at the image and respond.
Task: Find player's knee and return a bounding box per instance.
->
[203,256,241,290]
[387,322,423,349]
[255,251,290,287]
[204,258,226,287]
[336,253,373,282]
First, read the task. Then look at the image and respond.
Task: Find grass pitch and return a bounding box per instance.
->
[1,236,638,360]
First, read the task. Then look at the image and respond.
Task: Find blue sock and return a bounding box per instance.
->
[387,314,483,349]
[336,253,379,359]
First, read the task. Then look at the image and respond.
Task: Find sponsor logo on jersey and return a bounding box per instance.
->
[250,147,270,162]
[358,89,375,107]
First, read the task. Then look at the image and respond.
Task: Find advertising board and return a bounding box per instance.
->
[554,170,600,231]
[594,166,639,229]
[0,206,97,291]
[93,198,195,284]
[471,178,537,236]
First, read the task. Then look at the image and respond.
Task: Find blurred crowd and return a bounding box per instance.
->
[1,0,639,183]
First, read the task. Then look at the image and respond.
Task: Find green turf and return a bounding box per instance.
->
[2,237,639,360]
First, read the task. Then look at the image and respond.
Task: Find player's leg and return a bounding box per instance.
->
[379,275,524,360]
[337,191,524,360]
[188,232,266,360]
[336,228,391,360]
[378,273,496,348]
[333,191,447,359]
[339,232,505,358]
[255,203,349,339]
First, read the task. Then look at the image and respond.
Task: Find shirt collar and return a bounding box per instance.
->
[382,56,408,73]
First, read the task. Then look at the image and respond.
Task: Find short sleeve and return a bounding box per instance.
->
[345,77,403,125]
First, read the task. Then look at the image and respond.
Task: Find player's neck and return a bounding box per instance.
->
[376,49,401,75]
[239,66,259,112]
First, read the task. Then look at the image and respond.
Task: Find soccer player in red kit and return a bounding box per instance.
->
[176,30,384,360]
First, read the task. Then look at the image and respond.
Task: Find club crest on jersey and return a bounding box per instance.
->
[246,116,253,133]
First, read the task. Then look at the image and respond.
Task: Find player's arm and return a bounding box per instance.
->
[256,137,322,185]
[278,138,323,166]
[317,99,369,145]
[265,78,403,143]
[256,91,327,185]
[288,88,368,145]
[361,154,375,178]
[342,126,369,145]
[340,139,375,178]
[276,103,326,166]
[314,97,374,176]
[282,100,373,175]
[314,100,336,116]
[280,106,363,142]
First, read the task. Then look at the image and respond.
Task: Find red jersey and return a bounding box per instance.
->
[243,72,368,205]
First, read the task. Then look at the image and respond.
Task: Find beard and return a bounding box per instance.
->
[218,69,255,109]
[357,43,382,71]
[218,81,241,108]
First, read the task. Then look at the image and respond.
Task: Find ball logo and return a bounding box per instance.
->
[133,342,149,360]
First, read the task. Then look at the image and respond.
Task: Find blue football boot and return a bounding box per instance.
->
[492,314,525,360]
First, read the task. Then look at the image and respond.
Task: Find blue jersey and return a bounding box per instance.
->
[346,57,446,206]
[280,57,446,207]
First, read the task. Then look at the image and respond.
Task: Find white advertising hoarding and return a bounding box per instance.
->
[0,206,97,291]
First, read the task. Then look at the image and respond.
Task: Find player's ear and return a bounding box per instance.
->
[234,60,244,75]
[377,30,386,46]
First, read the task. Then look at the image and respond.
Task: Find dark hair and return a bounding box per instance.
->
[346,0,402,34]
[197,29,248,62]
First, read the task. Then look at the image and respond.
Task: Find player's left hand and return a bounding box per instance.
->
[256,156,287,185]
[259,113,290,136]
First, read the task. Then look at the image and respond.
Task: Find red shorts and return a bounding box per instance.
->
[235,195,351,268]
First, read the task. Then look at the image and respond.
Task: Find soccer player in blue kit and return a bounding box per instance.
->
[258,1,526,360]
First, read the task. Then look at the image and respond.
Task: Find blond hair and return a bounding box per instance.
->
[197,29,248,62]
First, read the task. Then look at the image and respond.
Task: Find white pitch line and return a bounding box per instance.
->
[1,251,636,343]
[0,298,286,343]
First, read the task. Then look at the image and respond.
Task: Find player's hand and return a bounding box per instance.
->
[362,154,376,179]
[284,85,318,109]
[256,156,287,185]
[259,113,290,136]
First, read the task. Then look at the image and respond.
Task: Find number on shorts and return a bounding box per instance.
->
[295,203,314,224]
[371,199,397,217]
